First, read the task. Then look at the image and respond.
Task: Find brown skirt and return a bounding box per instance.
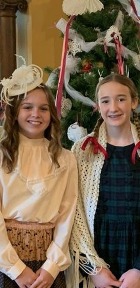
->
[0,219,66,288]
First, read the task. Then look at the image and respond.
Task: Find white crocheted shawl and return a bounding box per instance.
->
[68,121,139,288]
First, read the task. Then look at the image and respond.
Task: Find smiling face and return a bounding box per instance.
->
[97,81,138,131]
[17,88,51,139]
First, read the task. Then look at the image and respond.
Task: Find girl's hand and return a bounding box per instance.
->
[119,268,140,288]
[15,266,38,288]
[90,267,121,288]
[30,268,54,288]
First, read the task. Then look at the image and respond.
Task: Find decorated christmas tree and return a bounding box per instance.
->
[45,0,140,149]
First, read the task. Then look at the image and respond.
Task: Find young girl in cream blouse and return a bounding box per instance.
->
[0,60,78,288]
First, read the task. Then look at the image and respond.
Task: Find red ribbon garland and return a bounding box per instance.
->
[55,15,75,118]
[81,136,108,159]
[131,141,140,164]
[112,33,124,75]
[130,0,140,20]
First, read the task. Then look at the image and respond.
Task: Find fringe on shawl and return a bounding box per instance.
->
[65,250,108,288]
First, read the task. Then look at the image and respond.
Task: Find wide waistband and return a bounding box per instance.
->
[5,218,55,230]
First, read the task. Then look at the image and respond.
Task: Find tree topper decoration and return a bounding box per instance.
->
[62,0,104,15]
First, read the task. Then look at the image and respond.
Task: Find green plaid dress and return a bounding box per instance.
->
[94,143,140,279]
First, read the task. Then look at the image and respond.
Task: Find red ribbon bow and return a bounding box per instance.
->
[81,136,108,159]
[131,141,140,164]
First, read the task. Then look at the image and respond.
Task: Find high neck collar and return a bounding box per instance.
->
[19,133,47,146]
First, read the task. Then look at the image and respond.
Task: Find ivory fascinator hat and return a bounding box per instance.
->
[0,56,43,105]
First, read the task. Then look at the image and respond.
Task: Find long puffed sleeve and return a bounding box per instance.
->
[0,180,26,280]
[41,151,78,279]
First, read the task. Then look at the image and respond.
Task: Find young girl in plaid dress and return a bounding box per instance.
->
[0,60,78,288]
[69,74,140,288]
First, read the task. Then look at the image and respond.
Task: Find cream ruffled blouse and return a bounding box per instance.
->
[0,133,78,282]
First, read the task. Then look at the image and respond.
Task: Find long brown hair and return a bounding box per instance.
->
[0,84,62,173]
